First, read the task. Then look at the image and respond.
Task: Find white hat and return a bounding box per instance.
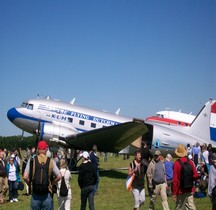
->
[188,154,193,160]
[79,151,89,159]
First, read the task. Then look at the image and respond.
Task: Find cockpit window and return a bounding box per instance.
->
[21,102,33,110]
[27,104,33,110]
[21,102,28,108]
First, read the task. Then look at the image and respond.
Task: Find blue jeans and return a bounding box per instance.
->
[80,185,95,210]
[31,193,53,210]
[8,180,18,200]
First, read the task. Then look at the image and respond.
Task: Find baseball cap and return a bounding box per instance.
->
[79,151,89,159]
[37,140,48,150]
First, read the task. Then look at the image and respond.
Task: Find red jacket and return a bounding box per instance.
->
[172,157,198,195]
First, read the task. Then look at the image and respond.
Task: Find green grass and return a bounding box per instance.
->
[1,154,212,209]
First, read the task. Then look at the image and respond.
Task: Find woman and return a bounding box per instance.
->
[164,154,174,197]
[128,150,146,210]
[201,143,210,173]
[57,158,71,210]
[6,155,20,202]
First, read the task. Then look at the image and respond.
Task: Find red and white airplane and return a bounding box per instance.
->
[146,110,196,126]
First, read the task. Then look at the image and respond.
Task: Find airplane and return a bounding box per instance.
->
[7,96,148,154]
[146,110,196,126]
[144,98,216,156]
[7,97,216,157]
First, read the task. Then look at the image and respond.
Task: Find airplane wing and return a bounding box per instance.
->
[65,122,148,153]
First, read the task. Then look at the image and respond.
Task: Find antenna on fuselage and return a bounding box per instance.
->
[70,98,76,105]
[115,108,120,115]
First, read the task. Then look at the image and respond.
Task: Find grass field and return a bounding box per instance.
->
[0,154,212,210]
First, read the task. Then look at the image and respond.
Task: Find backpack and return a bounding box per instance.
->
[59,171,68,196]
[32,156,51,195]
[177,158,194,188]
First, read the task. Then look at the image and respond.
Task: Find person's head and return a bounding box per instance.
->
[141,141,147,148]
[37,140,48,154]
[211,153,216,165]
[202,143,207,151]
[79,151,90,161]
[134,150,141,162]
[166,154,172,162]
[9,156,14,165]
[175,144,187,158]
[92,145,97,153]
[154,150,161,161]
[59,158,68,169]
[187,143,190,148]
[208,144,212,151]
[0,151,4,159]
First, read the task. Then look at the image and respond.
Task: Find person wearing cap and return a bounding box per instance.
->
[164,154,174,197]
[78,151,97,210]
[172,144,198,210]
[208,153,216,210]
[146,150,170,210]
[23,140,62,210]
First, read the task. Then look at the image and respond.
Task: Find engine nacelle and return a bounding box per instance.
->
[39,123,78,141]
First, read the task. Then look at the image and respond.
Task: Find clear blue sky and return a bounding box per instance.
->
[1,0,216,136]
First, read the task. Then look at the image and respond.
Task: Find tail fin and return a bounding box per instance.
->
[188,99,216,142]
[210,101,216,141]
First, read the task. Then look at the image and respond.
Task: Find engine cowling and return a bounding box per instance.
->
[39,123,79,142]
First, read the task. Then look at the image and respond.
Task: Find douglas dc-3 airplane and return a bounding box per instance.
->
[146,110,196,126]
[7,96,148,154]
[7,97,216,156]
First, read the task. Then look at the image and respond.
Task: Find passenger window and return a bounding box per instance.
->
[68,117,73,123]
[91,123,96,128]
[79,120,85,125]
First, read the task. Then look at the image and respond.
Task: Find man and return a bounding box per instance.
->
[78,151,97,210]
[208,153,216,210]
[128,150,146,210]
[139,141,153,196]
[89,145,99,192]
[0,151,8,203]
[172,144,198,210]
[147,150,170,210]
[23,140,61,210]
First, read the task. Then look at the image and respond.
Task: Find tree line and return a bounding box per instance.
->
[0,135,36,151]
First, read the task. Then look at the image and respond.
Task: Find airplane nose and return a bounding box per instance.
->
[7,108,18,122]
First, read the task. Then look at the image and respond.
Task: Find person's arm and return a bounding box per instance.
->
[23,159,31,184]
[52,160,62,184]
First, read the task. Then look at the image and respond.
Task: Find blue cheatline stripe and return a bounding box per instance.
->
[210,127,216,141]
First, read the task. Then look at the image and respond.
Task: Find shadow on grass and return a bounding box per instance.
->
[99,169,127,179]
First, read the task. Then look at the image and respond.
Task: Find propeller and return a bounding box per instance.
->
[35,119,41,149]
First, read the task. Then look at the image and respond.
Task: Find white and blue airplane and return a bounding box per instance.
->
[7,96,216,156]
[7,96,147,153]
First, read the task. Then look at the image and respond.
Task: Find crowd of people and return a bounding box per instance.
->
[0,142,99,210]
[0,140,216,209]
[128,141,215,210]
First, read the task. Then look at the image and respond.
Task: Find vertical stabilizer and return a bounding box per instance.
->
[188,100,216,141]
[210,101,216,141]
